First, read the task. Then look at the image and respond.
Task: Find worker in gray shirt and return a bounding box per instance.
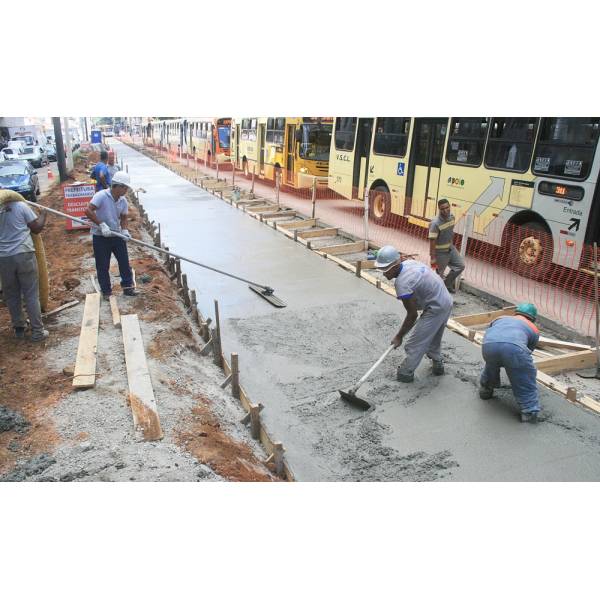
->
[376,246,453,383]
[429,198,465,293]
[0,190,49,341]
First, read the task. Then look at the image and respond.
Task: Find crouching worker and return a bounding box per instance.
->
[479,303,541,423]
[85,171,138,301]
[376,245,453,382]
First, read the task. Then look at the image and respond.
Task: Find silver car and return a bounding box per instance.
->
[20,145,48,168]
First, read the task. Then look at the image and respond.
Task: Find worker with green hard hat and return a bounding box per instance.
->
[479,302,541,422]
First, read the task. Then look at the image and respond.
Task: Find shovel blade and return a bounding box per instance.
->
[339,389,371,410]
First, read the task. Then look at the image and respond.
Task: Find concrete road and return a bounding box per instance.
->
[114,140,600,481]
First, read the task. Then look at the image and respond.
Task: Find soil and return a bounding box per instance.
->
[0,152,277,482]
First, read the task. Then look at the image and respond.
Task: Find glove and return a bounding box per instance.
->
[99,222,112,237]
[121,229,131,239]
[430,257,438,271]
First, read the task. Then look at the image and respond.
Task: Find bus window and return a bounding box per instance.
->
[298,121,332,161]
[266,118,284,145]
[533,118,600,180]
[335,117,357,151]
[373,117,410,157]
[445,117,488,167]
[249,119,257,142]
[485,118,538,173]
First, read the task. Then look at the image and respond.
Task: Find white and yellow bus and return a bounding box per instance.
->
[231,117,332,188]
[328,117,600,276]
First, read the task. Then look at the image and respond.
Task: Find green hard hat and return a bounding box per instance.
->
[516,302,538,321]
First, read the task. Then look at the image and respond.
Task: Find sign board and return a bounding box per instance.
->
[63,184,94,230]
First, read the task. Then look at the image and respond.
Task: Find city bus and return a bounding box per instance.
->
[328,117,600,276]
[187,117,231,165]
[231,117,332,188]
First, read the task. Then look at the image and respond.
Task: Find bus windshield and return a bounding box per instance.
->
[218,126,230,149]
[298,124,332,161]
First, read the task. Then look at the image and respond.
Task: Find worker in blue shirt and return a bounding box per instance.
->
[479,303,541,422]
[91,150,111,191]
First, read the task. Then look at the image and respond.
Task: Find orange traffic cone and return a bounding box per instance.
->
[47,168,54,179]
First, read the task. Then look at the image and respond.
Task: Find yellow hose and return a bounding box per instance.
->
[0,190,49,311]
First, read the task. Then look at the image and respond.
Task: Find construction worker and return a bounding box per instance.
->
[84,171,138,301]
[376,245,453,382]
[107,151,120,179]
[429,198,464,292]
[0,190,49,341]
[479,303,541,422]
[90,150,111,192]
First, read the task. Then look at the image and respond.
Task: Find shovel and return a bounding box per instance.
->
[339,345,395,410]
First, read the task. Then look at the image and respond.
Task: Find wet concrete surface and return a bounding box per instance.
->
[114,140,600,481]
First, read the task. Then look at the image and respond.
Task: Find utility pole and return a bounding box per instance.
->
[52,117,68,182]
[62,117,73,173]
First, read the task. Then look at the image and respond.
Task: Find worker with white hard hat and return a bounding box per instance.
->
[85,170,138,300]
[376,245,453,382]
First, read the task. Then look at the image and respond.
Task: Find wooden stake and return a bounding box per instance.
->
[356,260,362,278]
[250,404,261,440]
[231,353,240,399]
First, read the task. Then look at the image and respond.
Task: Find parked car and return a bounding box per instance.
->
[46,143,57,161]
[1,147,24,161]
[20,145,48,168]
[7,140,26,153]
[0,160,40,201]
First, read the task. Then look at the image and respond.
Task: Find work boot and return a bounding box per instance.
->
[432,360,445,376]
[479,386,494,400]
[31,329,49,342]
[520,411,539,423]
[397,368,414,383]
[14,327,25,340]
[123,288,139,297]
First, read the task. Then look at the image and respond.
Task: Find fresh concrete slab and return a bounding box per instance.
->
[115,140,600,481]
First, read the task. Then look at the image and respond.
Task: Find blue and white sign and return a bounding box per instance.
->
[397,162,405,176]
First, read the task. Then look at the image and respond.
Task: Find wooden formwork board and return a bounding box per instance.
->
[276,218,317,230]
[121,314,163,441]
[453,307,516,327]
[260,210,297,219]
[73,293,101,389]
[245,204,276,213]
[109,296,121,327]
[316,241,365,256]
[298,227,339,239]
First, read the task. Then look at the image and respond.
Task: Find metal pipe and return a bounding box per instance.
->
[24,200,276,294]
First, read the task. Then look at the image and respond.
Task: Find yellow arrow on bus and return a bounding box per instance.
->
[466,176,506,235]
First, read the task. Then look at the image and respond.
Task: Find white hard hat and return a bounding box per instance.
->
[111,171,132,188]
[374,245,400,269]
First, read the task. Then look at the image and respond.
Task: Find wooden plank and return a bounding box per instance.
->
[298,227,339,239]
[446,319,473,339]
[260,210,297,219]
[276,218,317,229]
[109,295,121,328]
[537,336,592,351]
[43,299,79,318]
[325,254,356,273]
[121,314,163,441]
[356,259,377,269]
[73,293,101,389]
[453,307,517,327]
[536,370,600,414]
[246,204,275,213]
[316,241,365,256]
[534,349,597,375]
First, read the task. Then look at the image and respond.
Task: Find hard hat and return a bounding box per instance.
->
[516,302,538,322]
[111,171,131,188]
[374,245,400,269]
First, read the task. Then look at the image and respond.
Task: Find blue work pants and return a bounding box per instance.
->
[92,235,133,295]
[480,342,540,413]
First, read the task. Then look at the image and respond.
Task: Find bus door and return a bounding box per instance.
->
[235,124,241,168]
[286,124,296,184]
[352,118,374,199]
[259,123,266,175]
[406,118,447,219]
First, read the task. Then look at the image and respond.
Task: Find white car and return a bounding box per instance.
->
[20,145,49,168]
[1,147,24,161]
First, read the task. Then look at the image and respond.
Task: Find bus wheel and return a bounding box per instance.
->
[369,186,391,224]
[509,222,553,280]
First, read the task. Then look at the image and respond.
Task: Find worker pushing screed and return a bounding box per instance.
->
[376,245,453,382]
